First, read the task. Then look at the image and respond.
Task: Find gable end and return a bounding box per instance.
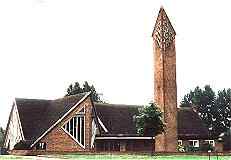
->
[30,92,91,148]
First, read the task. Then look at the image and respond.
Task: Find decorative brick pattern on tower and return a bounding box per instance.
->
[153,7,178,152]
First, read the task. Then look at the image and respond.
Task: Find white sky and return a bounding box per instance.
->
[1,0,231,128]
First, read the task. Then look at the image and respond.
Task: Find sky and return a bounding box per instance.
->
[1,0,231,128]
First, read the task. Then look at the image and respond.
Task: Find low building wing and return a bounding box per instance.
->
[178,108,209,139]
[94,103,140,136]
[4,94,213,152]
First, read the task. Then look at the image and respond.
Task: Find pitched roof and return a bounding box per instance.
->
[16,93,88,143]
[15,94,210,144]
[95,104,209,139]
[94,103,140,136]
[177,107,209,139]
[152,7,176,51]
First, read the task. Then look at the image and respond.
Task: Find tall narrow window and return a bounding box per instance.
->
[63,107,85,148]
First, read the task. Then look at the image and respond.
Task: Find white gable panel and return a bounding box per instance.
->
[4,103,24,150]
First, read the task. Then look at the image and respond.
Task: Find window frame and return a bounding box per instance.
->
[178,140,183,145]
[189,140,199,147]
[205,140,215,147]
[62,106,85,148]
[36,142,46,150]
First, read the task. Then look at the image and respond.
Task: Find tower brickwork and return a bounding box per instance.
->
[153,7,177,152]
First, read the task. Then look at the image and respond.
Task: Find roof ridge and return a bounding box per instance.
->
[94,103,141,107]
[15,97,51,101]
[54,92,90,101]
[15,91,90,102]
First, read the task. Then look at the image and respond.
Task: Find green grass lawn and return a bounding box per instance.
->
[62,154,230,160]
[0,155,33,159]
[0,155,230,160]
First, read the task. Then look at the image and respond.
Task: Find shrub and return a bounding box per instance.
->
[200,142,214,152]
[13,140,31,150]
[185,145,200,152]
[177,144,185,152]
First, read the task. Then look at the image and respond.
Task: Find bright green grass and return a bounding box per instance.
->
[0,155,33,159]
[0,155,230,160]
[62,154,230,160]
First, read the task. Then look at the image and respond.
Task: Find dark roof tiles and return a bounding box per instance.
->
[95,104,209,139]
[16,93,86,142]
[95,103,140,135]
[16,95,209,143]
[178,107,209,139]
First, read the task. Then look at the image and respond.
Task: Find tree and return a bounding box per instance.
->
[0,127,5,147]
[65,81,103,103]
[135,103,165,136]
[215,89,231,134]
[66,82,82,96]
[180,85,231,136]
[180,85,215,108]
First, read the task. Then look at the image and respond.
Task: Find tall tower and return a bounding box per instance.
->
[152,7,177,152]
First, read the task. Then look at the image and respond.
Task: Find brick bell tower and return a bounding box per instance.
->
[152,7,177,152]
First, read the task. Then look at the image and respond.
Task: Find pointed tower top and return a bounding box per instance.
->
[152,7,176,51]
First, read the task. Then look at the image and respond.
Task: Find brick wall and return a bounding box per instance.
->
[215,142,223,152]
[32,97,93,152]
[154,40,178,152]
[95,139,154,152]
[181,139,224,152]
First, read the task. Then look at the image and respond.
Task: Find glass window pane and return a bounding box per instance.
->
[63,115,85,147]
[77,117,81,142]
[70,118,73,136]
[81,117,84,145]
[67,121,69,132]
[73,117,77,138]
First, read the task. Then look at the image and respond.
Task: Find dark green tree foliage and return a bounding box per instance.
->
[180,85,231,136]
[135,103,165,136]
[65,81,102,103]
[0,127,5,147]
[66,82,82,96]
[215,89,231,134]
[199,142,214,152]
[180,85,215,108]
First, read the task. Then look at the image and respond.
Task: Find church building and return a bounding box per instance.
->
[3,7,223,154]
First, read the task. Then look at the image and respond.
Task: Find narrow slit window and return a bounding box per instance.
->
[78,117,81,142]
[73,117,77,139]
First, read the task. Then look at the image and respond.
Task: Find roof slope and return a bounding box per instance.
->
[178,108,209,139]
[16,93,87,142]
[95,103,140,136]
[95,104,209,138]
[16,95,209,142]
